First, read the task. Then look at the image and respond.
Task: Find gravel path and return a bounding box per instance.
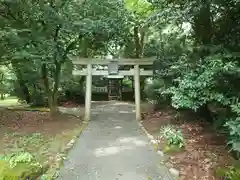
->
[57,101,174,180]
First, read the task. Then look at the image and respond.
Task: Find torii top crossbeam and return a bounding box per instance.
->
[71,56,156,65]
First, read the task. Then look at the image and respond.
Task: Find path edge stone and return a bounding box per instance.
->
[137,120,180,179]
[41,121,89,180]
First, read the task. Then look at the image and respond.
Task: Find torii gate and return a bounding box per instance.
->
[71,57,155,121]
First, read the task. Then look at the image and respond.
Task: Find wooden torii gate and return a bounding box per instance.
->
[71,57,155,121]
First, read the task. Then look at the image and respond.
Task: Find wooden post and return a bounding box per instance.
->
[134,64,141,121]
[85,63,92,121]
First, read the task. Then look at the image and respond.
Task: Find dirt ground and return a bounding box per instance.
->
[0,108,83,168]
[141,107,234,180]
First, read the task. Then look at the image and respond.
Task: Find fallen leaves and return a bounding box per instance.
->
[142,108,233,180]
[0,108,83,175]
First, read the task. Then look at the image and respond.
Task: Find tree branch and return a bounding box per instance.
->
[1,2,24,23]
[60,34,83,63]
[53,24,62,63]
[41,63,51,94]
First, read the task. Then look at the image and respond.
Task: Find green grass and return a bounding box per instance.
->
[0,96,50,111]
[2,132,47,157]
[163,144,183,154]
[1,123,84,178]
[0,97,20,107]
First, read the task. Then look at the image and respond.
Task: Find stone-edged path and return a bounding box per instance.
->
[58,101,174,180]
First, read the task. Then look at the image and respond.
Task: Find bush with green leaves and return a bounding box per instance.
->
[161,52,240,155]
[225,167,240,180]
[2,152,41,169]
[225,103,240,158]
[216,166,240,180]
[165,54,234,111]
[0,152,43,179]
[160,125,184,149]
[144,0,240,158]
[144,78,169,105]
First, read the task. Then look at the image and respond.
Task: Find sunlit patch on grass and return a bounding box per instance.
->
[0,97,20,107]
[7,106,50,112]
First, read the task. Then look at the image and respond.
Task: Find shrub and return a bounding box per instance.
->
[144,78,169,106]
[216,166,240,180]
[225,103,240,158]
[160,125,184,149]
[0,152,43,180]
[5,152,41,168]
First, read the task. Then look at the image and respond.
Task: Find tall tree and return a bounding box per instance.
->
[0,0,134,114]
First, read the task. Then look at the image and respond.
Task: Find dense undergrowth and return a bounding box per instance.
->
[143,1,240,179]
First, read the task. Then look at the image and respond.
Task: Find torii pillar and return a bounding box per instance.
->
[134,64,141,121]
[84,64,92,121]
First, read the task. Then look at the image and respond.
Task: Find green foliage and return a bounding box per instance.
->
[0,0,135,111]
[18,133,45,149]
[225,120,240,154]
[122,78,132,88]
[0,97,19,107]
[0,152,43,180]
[164,54,235,110]
[8,152,40,168]
[144,78,169,105]
[225,103,240,156]
[125,0,154,19]
[160,125,184,149]
[225,167,240,180]
[141,0,240,157]
[216,166,240,180]
[0,159,43,180]
[0,65,16,96]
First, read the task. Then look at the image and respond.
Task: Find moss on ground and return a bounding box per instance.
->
[163,144,183,154]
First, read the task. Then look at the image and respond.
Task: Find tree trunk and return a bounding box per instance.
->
[197,104,214,123]
[48,93,58,115]
[82,38,89,58]
[41,63,60,116]
[140,29,145,56]
[193,1,214,123]
[133,26,146,100]
[134,26,142,58]
[11,62,31,103]
[79,76,85,93]
[0,74,4,100]
[133,26,145,58]
[1,93,4,100]
[15,68,31,103]
[192,0,213,45]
